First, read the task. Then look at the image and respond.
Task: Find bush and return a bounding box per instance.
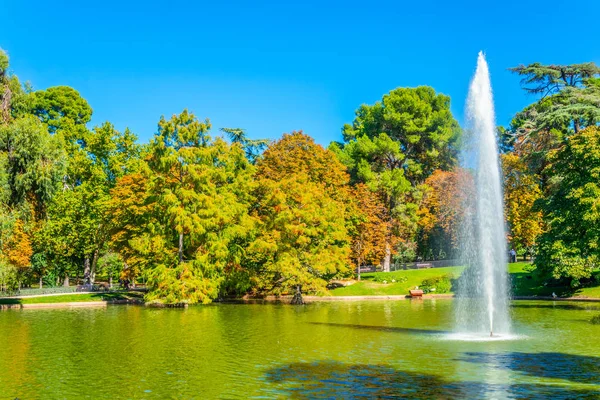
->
[591,314,600,325]
[420,274,455,294]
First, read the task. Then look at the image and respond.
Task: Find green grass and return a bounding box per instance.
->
[330,266,464,296]
[0,291,144,305]
[510,262,600,298]
[330,262,600,298]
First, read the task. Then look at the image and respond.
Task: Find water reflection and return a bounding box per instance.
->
[460,352,600,384]
[264,361,597,399]
[308,322,447,335]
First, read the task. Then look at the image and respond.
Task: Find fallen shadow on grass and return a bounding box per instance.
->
[264,361,598,399]
[459,352,600,385]
[308,322,447,335]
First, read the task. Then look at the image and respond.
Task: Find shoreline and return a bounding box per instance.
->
[0,299,139,310]
[237,294,600,303]
[3,294,600,310]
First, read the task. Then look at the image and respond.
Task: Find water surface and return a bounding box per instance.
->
[1,300,599,399]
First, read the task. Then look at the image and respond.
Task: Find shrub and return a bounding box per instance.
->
[420,274,455,294]
[591,314,600,325]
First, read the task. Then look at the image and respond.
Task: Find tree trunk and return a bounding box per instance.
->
[178,232,184,264]
[83,257,91,284]
[382,243,391,272]
[63,273,70,287]
[357,259,361,281]
[290,285,304,305]
[109,276,113,288]
[90,249,99,284]
[39,276,43,289]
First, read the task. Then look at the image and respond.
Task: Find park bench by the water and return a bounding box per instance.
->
[409,289,424,297]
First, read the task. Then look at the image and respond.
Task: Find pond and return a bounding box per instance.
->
[1,300,600,399]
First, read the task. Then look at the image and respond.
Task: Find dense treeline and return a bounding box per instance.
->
[1,48,599,303]
[501,63,600,286]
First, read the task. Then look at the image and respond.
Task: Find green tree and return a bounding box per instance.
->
[0,116,66,217]
[332,87,461,271]
[220,127,269,164]
[535,126,600,285]
[340,86,461,185]
[30,86,93,134]
[38,122,140,285]
[508,62,600,178]
[110,110,255,304]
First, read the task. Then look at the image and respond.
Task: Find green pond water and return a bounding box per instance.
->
[1,299,600,399]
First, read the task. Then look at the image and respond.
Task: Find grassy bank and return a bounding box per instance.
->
[330,262,600,298]
[0,291,144,305]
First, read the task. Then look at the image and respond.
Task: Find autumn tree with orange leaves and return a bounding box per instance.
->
[350,184,388,280]
[418,168,473,259]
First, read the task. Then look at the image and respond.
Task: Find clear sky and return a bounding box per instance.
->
[1,0,599,145]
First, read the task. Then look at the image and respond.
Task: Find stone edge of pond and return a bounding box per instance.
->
[225,294,600,303]
[4,294,600,310]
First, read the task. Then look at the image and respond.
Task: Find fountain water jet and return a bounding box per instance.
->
[454,52,511,339]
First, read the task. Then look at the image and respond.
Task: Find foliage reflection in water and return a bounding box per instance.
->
[0,300,599,399]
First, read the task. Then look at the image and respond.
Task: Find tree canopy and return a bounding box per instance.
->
[535,126,600,284]
[2,48,599,300]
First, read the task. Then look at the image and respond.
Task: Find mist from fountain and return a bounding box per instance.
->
[454,52,511,339]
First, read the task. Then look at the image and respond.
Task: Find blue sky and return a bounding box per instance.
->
[1,0,599,145]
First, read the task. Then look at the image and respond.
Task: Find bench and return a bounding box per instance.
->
[409,289,423,297]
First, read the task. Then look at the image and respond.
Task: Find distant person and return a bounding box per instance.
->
[509,248,517,263]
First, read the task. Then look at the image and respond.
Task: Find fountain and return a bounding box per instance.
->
[454,52,511,339]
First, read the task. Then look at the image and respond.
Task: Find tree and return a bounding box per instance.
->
[220,127,269,164]
[110,110,255,304]
[350,184,388,280]
[246,132,352,295]
[501,154,543,258]
[508,62,600,178]
[0,48,10,124]
[535,126,600,285]
[258,131,350,193]
[332,86,461,271]
[417,168,471,260]
[37,122,140,285]
[0,116,66,217]
[341,86,461,185]
[30,86,92,134]
[509,63,600,98]
[107,169,159,284]
[0,219,32,288]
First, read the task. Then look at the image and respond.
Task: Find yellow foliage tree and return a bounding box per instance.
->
[3,219,32,269]
[248,132,353,295]
[501,153,543,257]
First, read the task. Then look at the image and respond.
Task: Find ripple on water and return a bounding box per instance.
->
[441,332,527,342]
